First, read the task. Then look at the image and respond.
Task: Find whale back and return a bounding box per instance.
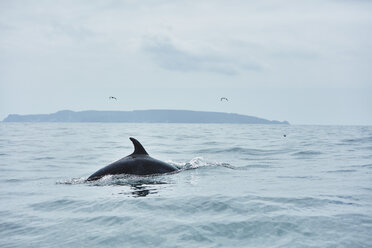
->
[87,137,178,181]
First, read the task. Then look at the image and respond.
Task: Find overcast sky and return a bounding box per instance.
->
[1,0,371,125]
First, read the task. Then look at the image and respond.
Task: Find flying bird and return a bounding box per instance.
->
[109,96,117,100]
[220,97,228,102]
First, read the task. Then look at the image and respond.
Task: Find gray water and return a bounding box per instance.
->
[0,123,371,248]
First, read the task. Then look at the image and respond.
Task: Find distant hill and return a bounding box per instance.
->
[3,110,289,124]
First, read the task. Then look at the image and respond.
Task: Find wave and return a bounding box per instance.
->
[76,215,133,225]
[251,195,360,209]
[197,147,289,156]
[30,199,84,212]
[292,150,322,156]
[341,136,372,144]
[361,163,372,168]
[326,169,357,173]
[33,156,55,160]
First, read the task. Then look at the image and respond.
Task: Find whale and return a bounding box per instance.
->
[87,137,178,181]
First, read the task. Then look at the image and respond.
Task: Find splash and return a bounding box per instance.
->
[56,177,87,185]
[169,157,234,170]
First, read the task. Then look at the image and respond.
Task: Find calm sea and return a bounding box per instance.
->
[0,123,371,248]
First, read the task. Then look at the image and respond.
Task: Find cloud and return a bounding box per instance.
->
[1,0,372,124]
[142,36,261,75]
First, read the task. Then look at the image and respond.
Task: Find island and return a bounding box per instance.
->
[3,110,289,124]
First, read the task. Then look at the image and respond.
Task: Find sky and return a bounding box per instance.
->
[0,0,371,125]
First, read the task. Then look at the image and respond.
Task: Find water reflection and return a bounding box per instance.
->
[116,180,168,197]
[59,176,169,197]
[100,176,170,198]
[126,183,157,197]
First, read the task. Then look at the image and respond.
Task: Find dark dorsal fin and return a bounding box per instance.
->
[129,137,148,155]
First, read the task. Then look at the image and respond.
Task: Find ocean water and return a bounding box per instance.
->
[0,123,371,248]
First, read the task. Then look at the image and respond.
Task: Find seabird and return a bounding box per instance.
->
[220,97,228,101]
[109,96,117,100]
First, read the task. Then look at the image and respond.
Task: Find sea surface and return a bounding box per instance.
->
[0,123,371,248]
